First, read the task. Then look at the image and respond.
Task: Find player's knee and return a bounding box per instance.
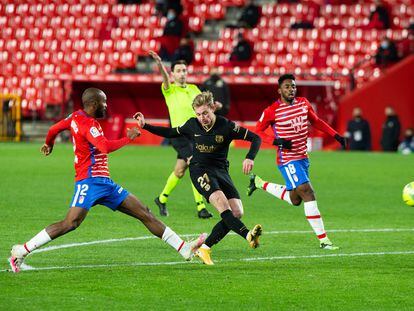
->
[175,170,185,178]
[64,219,82,232]
[232,209,243,218]
[291,198,302,206]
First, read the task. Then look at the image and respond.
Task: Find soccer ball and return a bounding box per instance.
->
[402,182,414,206]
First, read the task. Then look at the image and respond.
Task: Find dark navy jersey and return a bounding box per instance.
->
[144,115,261,168]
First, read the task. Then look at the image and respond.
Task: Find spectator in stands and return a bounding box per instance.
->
[368,0,391,29]
[381,106,401,152]
[345,107,371,151]
[238,0,261,29]
[398,128,414,155]
[159,8,185,61]
[201,68,231,117]
[375,37,399,67]
[167,0,184,17]
[155,0,168,17]
[229,32,253,66]
[172,35,194,65]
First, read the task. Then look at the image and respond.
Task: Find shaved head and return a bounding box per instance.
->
[82,88,106,107]
[81,88,107,118]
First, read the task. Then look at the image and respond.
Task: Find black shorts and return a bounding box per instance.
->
[171,136,193,160]
[189,164,240,202]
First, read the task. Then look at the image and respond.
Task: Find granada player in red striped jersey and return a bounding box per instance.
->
[8,88,206,273]
[247,74,346,250]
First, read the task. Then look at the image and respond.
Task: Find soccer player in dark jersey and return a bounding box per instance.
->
[247,74,346,250]
[134,91,262,265]
[8,88,206,273]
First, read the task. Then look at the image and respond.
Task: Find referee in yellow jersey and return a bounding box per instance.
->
[149,50,213,218]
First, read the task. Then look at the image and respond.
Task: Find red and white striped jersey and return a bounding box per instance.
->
[45,110,131,181]
[256,97,338,165]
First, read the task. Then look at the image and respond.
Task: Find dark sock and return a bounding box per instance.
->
[220,210,249,239]
[205,220,231,248]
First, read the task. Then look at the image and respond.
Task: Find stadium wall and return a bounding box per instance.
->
[337,55,414,151]
[71,81,330,123]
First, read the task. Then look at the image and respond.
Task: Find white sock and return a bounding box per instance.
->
[162,226,186,255]
[24,229,52,254]
[263,182,293,205]
[304,201,327,240]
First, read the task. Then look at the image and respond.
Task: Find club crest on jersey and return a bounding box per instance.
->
[291,116,305,133]
[215,135,224,143]
[90,127,101,138]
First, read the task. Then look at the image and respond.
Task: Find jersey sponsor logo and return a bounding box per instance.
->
[290,116,306,133]
[196,143,216,153]
[71,120,79,133]
[90,127,101,138]
[215,135,224,143]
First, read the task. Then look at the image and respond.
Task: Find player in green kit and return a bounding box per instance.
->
[149,51,213,219]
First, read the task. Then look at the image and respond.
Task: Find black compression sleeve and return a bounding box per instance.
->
[142,123,181,138]
[244,130,262,160]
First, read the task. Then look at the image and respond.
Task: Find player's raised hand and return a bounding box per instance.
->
[126,127,141,140]
[40,143,53,156]
[133,112,146,128]
[242,158,254,175]
[149,50,161,63]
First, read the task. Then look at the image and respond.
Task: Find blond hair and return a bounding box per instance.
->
[192,91,215,109]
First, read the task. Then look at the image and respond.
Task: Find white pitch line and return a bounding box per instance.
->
[2,251,414,273]
[2,228,413,273]
[30,228,414,255]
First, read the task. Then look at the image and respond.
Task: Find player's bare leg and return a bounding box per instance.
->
[295,183,339,250]
[9,207,88,273]
[118,194,165,237]
[118,194,206,260]
[46,207,89,238]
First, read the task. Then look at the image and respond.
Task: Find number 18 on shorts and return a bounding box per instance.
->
[278,159,310,191]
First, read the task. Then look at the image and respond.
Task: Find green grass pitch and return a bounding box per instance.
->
[1,142,413,310]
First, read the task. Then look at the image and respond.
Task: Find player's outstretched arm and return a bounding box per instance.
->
[307,104,347,148]
[133,112,181,138]
[86,119,140,154]
[42,117,72,156]
[149,50,170,90]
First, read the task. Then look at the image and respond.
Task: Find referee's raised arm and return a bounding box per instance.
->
[149,50,171,90]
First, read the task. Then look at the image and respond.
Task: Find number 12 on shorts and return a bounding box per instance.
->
[71,184,89,207]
